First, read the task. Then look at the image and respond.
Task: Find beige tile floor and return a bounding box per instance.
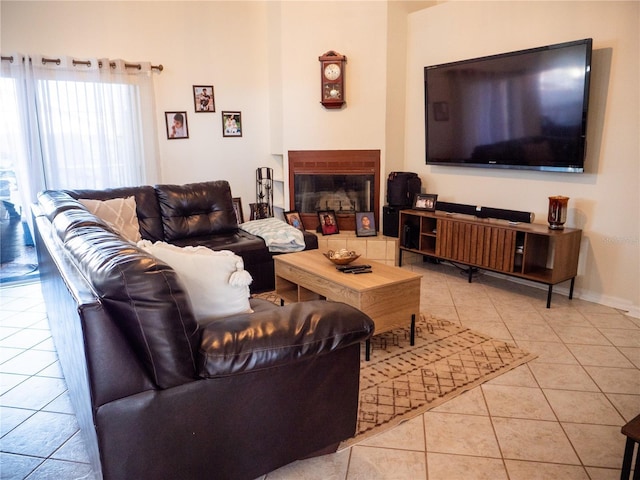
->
[260,261,640,480]
[1,260,638,479]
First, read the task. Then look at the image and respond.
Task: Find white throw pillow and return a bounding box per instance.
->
[79,196,142,243]
[137,240,253,326]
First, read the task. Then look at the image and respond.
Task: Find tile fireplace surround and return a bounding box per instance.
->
[314,231,398,266]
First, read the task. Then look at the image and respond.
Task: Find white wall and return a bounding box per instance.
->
[406,1,639,314]
[276,2,388,151]
[1,1,273,218]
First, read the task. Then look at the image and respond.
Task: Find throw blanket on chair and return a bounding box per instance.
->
[240,218,306,253]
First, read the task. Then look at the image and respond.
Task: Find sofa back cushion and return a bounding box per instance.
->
[38,190,86,221]
[155,181,238,241]
[78,196,142,243]
[66,186,165,241]
[44,200,201,389]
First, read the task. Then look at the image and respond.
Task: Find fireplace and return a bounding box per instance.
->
[288,150,381,232]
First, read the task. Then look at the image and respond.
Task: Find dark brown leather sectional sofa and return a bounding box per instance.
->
[64,180,318,292]
[32,181,374,479]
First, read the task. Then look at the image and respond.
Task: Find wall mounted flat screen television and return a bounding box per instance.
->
[425,38,592,173]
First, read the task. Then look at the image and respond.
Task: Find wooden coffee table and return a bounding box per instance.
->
[274,250,421,360]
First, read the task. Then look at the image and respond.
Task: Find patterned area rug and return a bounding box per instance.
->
[251,292,537,449]
[342,314,537,449]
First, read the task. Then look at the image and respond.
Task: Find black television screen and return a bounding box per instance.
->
[425,38,592,173]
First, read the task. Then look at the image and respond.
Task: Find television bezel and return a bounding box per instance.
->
[424,38,593,173]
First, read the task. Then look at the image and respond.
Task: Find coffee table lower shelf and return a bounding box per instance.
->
[274,250,422,361]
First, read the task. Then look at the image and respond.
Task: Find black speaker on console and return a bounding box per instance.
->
[435,201,534,224]
[479,207,535,224]
[383,205,400,237]
[435,201,479,217]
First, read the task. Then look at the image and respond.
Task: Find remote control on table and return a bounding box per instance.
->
[337,264,371,272]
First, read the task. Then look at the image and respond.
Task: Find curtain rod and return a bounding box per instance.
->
[1,55,163,72]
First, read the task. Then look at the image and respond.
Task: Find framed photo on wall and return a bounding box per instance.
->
[318,210,339,235]
[222,111,242,137]
[355,211,376,237]
[165,111,189,139]
[232,197,244,224]
[284,210,305,231]
[414,193,438,211]
[193,85,215,112]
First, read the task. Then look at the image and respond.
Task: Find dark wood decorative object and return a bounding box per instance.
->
[319,51,346,109]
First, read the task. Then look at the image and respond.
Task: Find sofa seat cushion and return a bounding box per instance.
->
[170,230,271,265]
[138,240,253,326]
[198,300,375,378]
[155,181,238,241]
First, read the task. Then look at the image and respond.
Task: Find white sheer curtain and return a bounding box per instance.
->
[0,53,42,225]
[0,53,160,215]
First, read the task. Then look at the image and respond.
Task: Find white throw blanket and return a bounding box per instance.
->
[240,218,306,253]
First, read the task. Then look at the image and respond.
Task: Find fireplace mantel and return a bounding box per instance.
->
[288,150,381,232]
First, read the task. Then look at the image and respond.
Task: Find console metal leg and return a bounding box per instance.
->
[398,248,403,267]
[620,437,634,479]
[410,314,416,346]
[365,339,371,361]
[569,277,575,300]
[546,285,553,309]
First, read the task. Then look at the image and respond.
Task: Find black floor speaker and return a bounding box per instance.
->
[383,205,400,237]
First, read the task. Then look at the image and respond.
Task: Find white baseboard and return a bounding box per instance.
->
[481,270,640,319]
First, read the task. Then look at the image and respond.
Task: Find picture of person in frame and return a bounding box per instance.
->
[198,88,212,111]
[284,211,304,231]
[319,211,338,235]
[356,212,376,237]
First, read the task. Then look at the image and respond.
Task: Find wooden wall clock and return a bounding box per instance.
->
[319,50,346,109]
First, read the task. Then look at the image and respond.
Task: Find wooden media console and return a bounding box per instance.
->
[398,209,582,308]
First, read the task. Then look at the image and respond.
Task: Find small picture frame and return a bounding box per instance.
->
[414,193,438,211]
[193,85,215,112]
[356,211,376,237]
[222,111,242,137]
[284,210,305,231]
[318,210,339,235]
[165,111,189,139]
[232,197,244,224]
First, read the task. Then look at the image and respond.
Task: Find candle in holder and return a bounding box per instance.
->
[548,196,569,230]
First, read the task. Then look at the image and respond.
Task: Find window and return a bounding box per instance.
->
[1,54,160,215]
[36,78,146,189]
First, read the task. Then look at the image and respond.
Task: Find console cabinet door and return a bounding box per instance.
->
[436,219,516,273]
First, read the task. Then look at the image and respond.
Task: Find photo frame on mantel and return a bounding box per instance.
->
[318,210,339,235]
[232,197,244,224]
[284,210,305,231]
[356,211,376,237]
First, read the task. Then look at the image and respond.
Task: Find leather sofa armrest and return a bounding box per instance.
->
[198,301,374,378]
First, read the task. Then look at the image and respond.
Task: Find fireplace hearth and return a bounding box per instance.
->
[288,150,381,232]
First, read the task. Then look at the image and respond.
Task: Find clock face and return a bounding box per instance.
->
[323,63,341,81]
